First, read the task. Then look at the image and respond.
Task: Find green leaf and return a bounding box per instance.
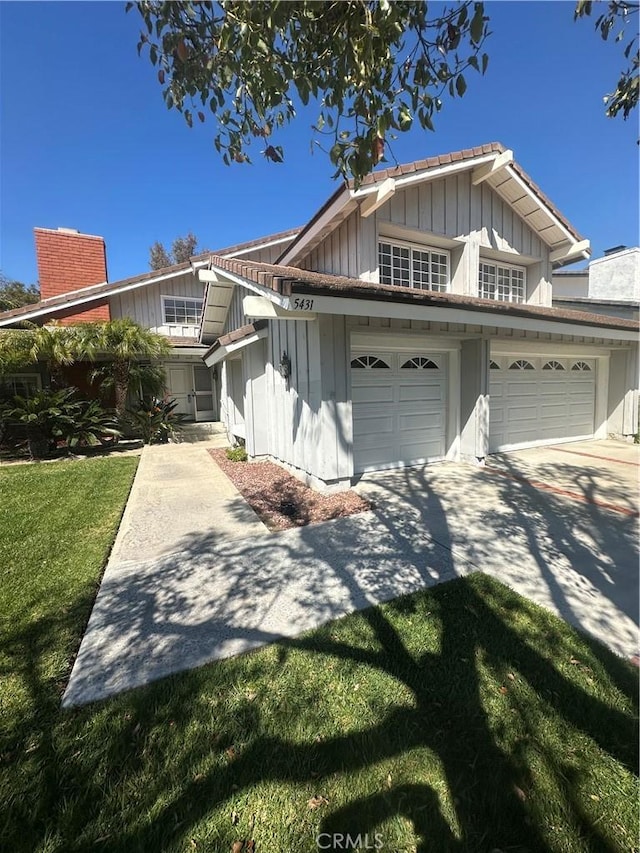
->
[470,4,485,45]
[456,74,467,96]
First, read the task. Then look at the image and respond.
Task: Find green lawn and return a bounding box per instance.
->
[0,459,638,853]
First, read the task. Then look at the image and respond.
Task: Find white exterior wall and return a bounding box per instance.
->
[551,271,589,298]
[223,286,247,335]
[589,248,640,301]
[109,272,205,338]
[255,314,353,489]
[299,172,553,305]
[264,317,324,484]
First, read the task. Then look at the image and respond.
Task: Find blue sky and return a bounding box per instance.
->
[0,1,638,285]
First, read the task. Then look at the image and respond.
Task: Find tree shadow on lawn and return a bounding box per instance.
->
[3,462,639,852]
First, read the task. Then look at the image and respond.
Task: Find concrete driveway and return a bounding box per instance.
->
[63,439,639,707]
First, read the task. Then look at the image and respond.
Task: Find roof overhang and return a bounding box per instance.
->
[203,322,268,367]
[277,147,590,269]
[0,261,209,328]
[281,291,637,342]
[198,265,292,344]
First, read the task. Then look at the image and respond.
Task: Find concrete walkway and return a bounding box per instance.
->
[108,442,268,564]
[63,440,639,707]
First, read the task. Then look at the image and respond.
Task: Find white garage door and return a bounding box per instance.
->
[351,351,448,473]
[489,356,596,452]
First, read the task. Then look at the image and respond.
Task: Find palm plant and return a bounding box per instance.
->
[0,329,36,375]
[29,323,88,387]
[82,319,171,417]
[4,388,78,458]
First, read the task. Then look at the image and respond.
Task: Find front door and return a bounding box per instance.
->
[193,365,216,421]
[167,366,193,418]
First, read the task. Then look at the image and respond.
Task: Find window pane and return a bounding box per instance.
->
[430,253,448,290]
[479,262,525,302]
[378,240,449,291]
[163,297,202,325]
[511,269,524,303]
[479,263,496,299]
[412,250,431,289]
[392,246,410,287]
[378,243,392,285]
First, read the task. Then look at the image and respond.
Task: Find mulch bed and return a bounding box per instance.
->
[209,448,371,531]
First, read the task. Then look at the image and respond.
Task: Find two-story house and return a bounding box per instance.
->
[1,142,638,490]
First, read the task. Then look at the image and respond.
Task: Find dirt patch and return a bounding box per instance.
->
[209,449,371,531]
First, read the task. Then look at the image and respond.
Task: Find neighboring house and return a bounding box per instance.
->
[552,245,640,321]
[1,142,638,491]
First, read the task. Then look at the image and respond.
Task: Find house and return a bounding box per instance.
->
[552,245,640,322]
[1,142,638,491]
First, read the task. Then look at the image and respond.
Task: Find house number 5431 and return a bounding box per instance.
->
[292,297,314,311]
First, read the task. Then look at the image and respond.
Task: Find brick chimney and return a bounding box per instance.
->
[34,227,110,323]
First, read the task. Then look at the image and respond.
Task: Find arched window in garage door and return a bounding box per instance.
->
[571,361,592,371]
[400,357,440,369]
[509,359,535,370]
[350,355,391,369]
[542,360,565,370]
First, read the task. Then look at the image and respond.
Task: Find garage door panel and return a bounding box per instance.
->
[540,402,566,418]
[508,404,539,422]
[399,413,445,432]
[490,356,596,452]
[353,415,394,436]
[540,381,566,396]
[505,381,538,397]
[352,385,395,404]
[398,383,444,402]
[352,349,448,473]
[400,441,444,462]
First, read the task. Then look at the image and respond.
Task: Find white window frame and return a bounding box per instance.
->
[478,260,526,304]
[378,239,450,293]
[161,295,204,327]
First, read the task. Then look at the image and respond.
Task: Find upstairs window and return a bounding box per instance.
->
[162,296,203,326]
[478,262,525,303]
[378,240,449,292]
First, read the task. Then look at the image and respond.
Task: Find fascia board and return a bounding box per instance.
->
[220,233,300,258]
[282,293,638,342]
[203,327,268,367]
[0,267,195,328]
[207,266,290,307]
[502,166,580,248]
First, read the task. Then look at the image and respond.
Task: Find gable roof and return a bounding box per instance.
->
[0,261,198,327]
[213,226,301,258]
[277,142,589,267]
[206,254,638,338]
[0,227,299,328]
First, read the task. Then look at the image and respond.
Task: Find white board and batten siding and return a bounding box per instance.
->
[261,314,353,488]
[109,272,205,338]
[223,285,248,335]
[297,171,553,304]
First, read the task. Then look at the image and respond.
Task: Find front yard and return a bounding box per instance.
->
[0,460,638,852]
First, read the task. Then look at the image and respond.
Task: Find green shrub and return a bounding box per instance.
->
[1,388,121,458]
[66,398,121,449]
[125,397,186,444]
[225,446,248,462]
